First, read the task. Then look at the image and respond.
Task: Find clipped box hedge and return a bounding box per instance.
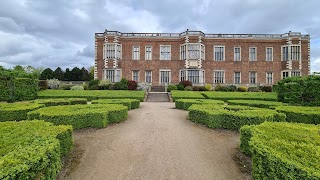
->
[175,99,225,110]
[188,104,286,130]
[275,106,320,124]
[31,98,88,107]
[171,90,206,101]
[0,102,44,122]
[240,122,320,179]
[0,78,38,102]
[0,120,73,179]
[227,100,285,109]
[38,90,145,101]
[201,92,277,101]
[28,104,128,129]
[91,99,140,110]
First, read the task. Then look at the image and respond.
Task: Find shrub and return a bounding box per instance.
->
[167,84,178,92]
[204,83,212,91]
[227,100,285,109]
[184,86,193,91]
[275,106,320,124]
[176,84,184,90]
[175,99,225,110]
[0,120,73,179]
[192,86,199,91]
[260,86,272,92]
[0,78,38,102]
[59,83,73,90]
[171,90,206,101]
[38,90,145,101]
[248,86,260,92]
[226,85,237,92]
[240,122,320,179]
[276,75,320,106]
[31,98,87,107]
[128,80,138,90]
[0,103,44,122]
[98,80,112,90]
[192,86,207,91]
[201,91,277,101]
[237,86,248,92]
[179,80,192,88]
[38,80,48,90]
[112,82,128,90]
[92,99,140,110]
[88,80,100,90]
[188,104,286,130]
[214,84,227,91]
[70,85,84,90]
[47,78,60,89]
[28,104,128,129]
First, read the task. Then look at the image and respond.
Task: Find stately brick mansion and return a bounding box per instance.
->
[94,29,310,86]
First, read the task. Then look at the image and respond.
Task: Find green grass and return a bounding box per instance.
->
[171,90,206,101]
[202,91,277,101]
[38,90,145,101]
[175,99,225,110]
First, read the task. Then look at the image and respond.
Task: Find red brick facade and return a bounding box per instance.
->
[94,30,310,86]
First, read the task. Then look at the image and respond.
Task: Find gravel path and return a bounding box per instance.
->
[61,102,249,180]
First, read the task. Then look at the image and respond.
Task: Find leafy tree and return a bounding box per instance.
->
[40,68,54,80]
[24,65,43,79]
[64,68,72,81]
[80,67,90,81]
[54,67,64,80]
[89,66,94,80]
[71,67,82,81]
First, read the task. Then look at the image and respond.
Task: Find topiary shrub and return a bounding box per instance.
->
[184,86,193,91]
[179,80,192,88]
[176,84,184,90]
[248,86,260,92]
[237,86,248,92]
[38,80,48,90]
[88,80,100,90]
[0,103,44,122]
[111,82,128,90]
[214,84,227,91]
[167,84,178,92]
[204,83,212,91]
[128,80,138,90]
[98,80,112,90]
[260,86,272,92]
[226,85,237,92]
[70,85,84,90]
[192,86,200,91]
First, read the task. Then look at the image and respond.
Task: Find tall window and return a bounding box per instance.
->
[282,71,289,79]
[234,72,241,84]
[180,70,186,81]
[133,46,140,60]
[188,45,200,59]
[145,70,152,83]
[214,71,225,84]
[266,72,273,84]
[249,71,257,84]
[132,70,139,82]
[104,43,122,59]
[160,70,170,84]
[180,44,205,60]
[145,46,152,60]
[249,47,257,61]
[266,47,273,61]
[292,71,301,77]
[282,45,300,61]
[214,46,225,61]
[160,45,171,60]
[187,70,200,84]
[105,69,121,82]
[234,47,241,61]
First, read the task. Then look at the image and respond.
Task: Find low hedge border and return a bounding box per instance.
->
[175,99,225,110]
[31,98,88,107]
[0,120,73,179]
[240,122,320,179]
[27,104,128,129]
[38,90,145,101]
[227,100,285,109]
[201,92,277,101]
[0,102,44,122]
[188,104,286,130]
[91,99,140,110]
[171,90,206,101]
[275,106,320,124]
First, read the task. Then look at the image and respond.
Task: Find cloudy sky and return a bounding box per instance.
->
[0,0,319,72]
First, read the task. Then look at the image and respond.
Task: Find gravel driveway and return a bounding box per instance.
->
[60,102,249,180]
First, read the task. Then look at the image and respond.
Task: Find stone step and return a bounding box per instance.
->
[150,86,166,92]
[146,92,169,102]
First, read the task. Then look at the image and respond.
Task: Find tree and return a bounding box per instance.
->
[24,65,43,79]
[54,67,64,80]
[40,68,54,80]
[71,67,82,81]
[64,68,72,81]
[80,67,90,81]
[89,66,94,80]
